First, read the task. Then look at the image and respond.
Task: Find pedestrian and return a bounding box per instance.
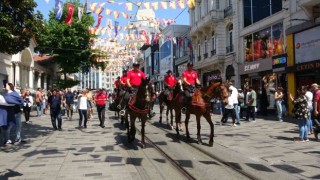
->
[48,89,63,131]
[22,90,33,123]
[305,86,313,134]
[86,89,94,120]
[245,86,257,122]
[275,87,285,122]
[78,90,88,128]
[220,90,237,127]
[0,92,15,145]
[65,88,75,120]
[42,89,47,115]
[238,89,245,119]
[289,86,309,142]
[4,83,24,143]
[95,89,108,128]
[35,88,43,117]
[228,82,240,125]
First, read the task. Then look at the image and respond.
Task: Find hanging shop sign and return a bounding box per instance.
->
[295,25,320,64]
[286,60,320,72]
[238,58,272,75]
[272,53,287,71]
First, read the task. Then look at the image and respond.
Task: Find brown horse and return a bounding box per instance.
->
[184,82,229,146]
[158,81,183,129]
[113,87,126,123]
[147,83,157,119]
[125,78,151,148]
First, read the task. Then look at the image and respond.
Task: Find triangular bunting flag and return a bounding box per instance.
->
[125,3,133,11]
[151,2,158,10]
[160,2,168,9]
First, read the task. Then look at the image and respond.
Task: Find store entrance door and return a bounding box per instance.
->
[251,77,261,92]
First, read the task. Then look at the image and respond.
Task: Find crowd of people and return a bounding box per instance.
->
[1,61,319,145]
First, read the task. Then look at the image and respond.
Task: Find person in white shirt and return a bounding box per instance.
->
[228,82,240,124]
[220,90,237,127]
[78,90,88,128]
[22,90,33,123]
[305,87,314,134]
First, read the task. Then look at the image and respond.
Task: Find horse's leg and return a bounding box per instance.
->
[204,112,214,146]
[126,112,130,142]
[166,107,170,126]
[185,112,191,139]
[170,107,174,130]
[129,114,136,143]
[196,115,202,144]
[141,116,146,148]
[159,100,163,124]
[175,109,180,136]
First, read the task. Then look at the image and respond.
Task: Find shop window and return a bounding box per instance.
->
[243,0,282,28]
[272,23,284,56]
[204,36,208,54]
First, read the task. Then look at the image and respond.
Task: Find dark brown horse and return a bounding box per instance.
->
[172,82,228,146]
[158,80,183,129]
[147,83,157,119]
[125,78,151,148]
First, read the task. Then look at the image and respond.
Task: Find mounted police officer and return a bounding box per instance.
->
[164,70,177,98]
[119,62,146,116]
[181,62,200,114]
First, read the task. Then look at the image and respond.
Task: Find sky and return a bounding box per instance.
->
[34,0,190,40]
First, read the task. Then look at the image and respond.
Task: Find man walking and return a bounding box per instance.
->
[64,88,74,120]
[48,89,63,131]
[95,89,108,128]
[35,88,43,117]
[228,82,240,125]
[245,86,257,122]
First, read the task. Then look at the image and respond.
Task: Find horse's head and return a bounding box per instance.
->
[217,82,229,105]
[138,77,151,102]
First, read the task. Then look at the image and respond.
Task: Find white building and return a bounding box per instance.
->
[189,0,238,87]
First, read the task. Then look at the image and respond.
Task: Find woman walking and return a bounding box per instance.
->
[78,90,88,128]
[275,87,284,122]
[289,86,310,142]
[23,90,33,123]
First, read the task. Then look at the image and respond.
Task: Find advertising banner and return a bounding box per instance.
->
[295,25,320,64]
[160,55,172,75]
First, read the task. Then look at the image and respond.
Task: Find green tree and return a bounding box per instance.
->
[0,0,44,54]
[36,0,107,88]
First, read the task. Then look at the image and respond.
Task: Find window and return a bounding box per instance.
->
[198,4,202,20]
[243,0,283,27]
[198,43,201,61]
[227,24,233,53]
[206,0,209,14]
[216,0,220,9]
[204,36,208,54]
[211,32,215,50]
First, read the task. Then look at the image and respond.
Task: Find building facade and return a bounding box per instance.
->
[189,0,238,87]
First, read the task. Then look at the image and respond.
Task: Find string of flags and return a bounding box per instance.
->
[104,0,196,10]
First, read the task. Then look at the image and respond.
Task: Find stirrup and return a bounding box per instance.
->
[116,105,121,109]
[119,110,126,116]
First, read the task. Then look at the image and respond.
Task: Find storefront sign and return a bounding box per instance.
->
[238,58,272,75]
[207,74,221,81]
[295,25,320,64]
[272,53,287,69]
[286,60,320,72]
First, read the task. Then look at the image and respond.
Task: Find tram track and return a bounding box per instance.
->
[134,120,257,180]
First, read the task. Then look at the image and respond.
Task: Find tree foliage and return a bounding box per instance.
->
[36,0,108,88]
[0,0,44,54]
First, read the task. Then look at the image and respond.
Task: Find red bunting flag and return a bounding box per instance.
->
[64,3,75,26]
[95,14,103,28]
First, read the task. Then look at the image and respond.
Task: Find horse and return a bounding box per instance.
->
[125,78,151,148]
[173,82,228,146]
[113,87,126,123]
[158,80,183,129]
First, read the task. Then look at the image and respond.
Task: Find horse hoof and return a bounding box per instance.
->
[209,141,214,147]
[179,128,183,132]
[141,143,145,148]
[170,126,174,130]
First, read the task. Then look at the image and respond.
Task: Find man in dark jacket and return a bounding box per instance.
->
[64,88,74,120]
[48,89,63,131]
[4,83,24,143]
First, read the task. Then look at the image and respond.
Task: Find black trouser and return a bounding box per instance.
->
[246,106,256,120]
[79,109,88,127]
[50,109,62,129]
[183,85,195,108]
[23,106,31,122]
[96,105,105,126]
[221,108,236,123]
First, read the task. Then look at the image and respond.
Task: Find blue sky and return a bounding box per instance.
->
[34,0,190,38]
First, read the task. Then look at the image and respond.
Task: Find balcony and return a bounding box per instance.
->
[226,45,234,53]
[224,5,233,18]
[197,56,202,61]
[190,9,224,36]
[203,53,208,59]
[211,49,216,56]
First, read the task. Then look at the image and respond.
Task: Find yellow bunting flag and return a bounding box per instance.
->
[151,2,158,10]
[125,3,132,11]
[121,12,128,19]
[113,11,120,18]
[178,0,185,9]
[143,2,150,9]
[105,9,112,15]
[90,2,98,12]
[160,2,168,9]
